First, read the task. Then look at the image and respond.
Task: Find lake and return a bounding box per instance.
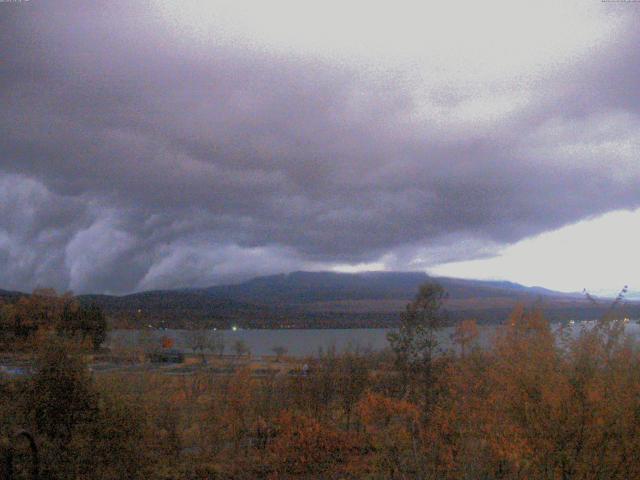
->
[107,321,640,357]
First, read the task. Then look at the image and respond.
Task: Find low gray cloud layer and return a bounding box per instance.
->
[1,1,639,294]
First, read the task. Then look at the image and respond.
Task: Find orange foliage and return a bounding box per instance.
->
[161,336,175,349]
[267,410,359,477]
[451,318,479,357]
[9,298,640,479]
[355,392,420,476]
[358,392,419,434]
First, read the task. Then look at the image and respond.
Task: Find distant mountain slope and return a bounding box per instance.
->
[2,272,633,328]
[79,290,275,328]
[201,271,573,304]
[0,289,23,301]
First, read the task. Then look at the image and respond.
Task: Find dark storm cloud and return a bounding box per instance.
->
[1,1,639,293]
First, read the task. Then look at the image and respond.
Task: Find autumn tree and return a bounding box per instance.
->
[161,336,175,349]
[185,328,210,363]
[304,347,339,421]
[267,410,357,477]
[0,290,107,350]
[20,338,145,479]
[81,303,107,350]
[220,368,255,452]
[387,283,448,407]
[29,339,98,443]
[272,345,287,362]
[6,289,65,340]
[186,328,225,363]
[338,347,369,430]
[357,392,420,477]
[451,318,479,357]
[57,301,107,351]
[0,301,16,342]
[233,339,250,357]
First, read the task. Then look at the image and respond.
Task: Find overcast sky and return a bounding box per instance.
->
[1,1,639,295]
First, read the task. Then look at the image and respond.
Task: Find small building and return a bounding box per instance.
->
[0,364,31,378]
[148,349,185,364]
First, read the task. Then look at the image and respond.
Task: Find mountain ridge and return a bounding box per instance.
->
[2,272,633,328]
[196,271,579,304]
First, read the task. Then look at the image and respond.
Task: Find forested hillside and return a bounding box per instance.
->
[78,272,636,328]
[3,272,635,329]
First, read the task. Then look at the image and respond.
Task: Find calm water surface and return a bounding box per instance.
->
[107,321,640,357]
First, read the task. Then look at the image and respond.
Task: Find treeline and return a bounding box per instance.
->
[0,289,107,351]
[81,302,640,330]
[2,284,640,478]
[84,293,640,330]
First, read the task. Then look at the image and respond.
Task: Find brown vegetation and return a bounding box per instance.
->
[0,289,107,352]
[1,286,640,479]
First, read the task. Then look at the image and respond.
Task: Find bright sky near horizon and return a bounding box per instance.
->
[430,208,640,295]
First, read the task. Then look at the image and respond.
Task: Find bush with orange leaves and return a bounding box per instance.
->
[450,318,479,357]
[7,283,640,480]
[265,410,361,477]
[422,305,640,479]
[423,308,576,478]
[355,392,421,477]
